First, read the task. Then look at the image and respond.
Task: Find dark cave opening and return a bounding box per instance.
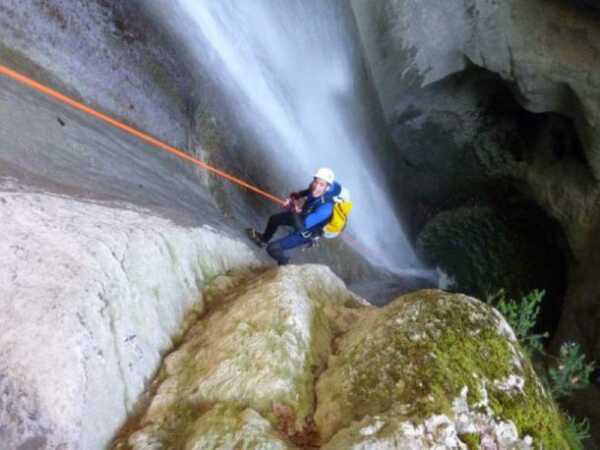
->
[387,65,589,340]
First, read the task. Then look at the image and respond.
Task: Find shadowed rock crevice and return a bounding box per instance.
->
[384,66,578,339]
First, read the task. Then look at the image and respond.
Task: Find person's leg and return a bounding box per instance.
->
[262,211,298,243]
[266,232,311,265]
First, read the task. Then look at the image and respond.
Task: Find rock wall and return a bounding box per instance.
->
[353,0,600,165]
[0,0,194,147]
[0,190,260,449]
[113,267,574,449]
[316,290,570,449]
[351,0,600,362]
[114,265,366,449]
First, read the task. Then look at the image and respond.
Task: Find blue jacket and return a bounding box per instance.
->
[295,181,341,234]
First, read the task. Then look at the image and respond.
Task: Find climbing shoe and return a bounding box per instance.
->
[246,228,266,248]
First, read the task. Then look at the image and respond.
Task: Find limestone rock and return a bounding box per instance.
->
[116,265,366,449]
[353,0,600,177]
[0,0,193,147]
[0,191,260,449]
[351,0,470,114]
[130,405,292,450]
[464,0,600,179]
[115,279,573,449]
[314,290,573,449]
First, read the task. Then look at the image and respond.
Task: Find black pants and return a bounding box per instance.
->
[262,211,311,265]
[262,211,303,242]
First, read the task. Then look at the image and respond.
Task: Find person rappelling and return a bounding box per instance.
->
[246,167,352,265]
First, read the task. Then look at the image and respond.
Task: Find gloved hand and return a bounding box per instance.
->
[284,196,302,213]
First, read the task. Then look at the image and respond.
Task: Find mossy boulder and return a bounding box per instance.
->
[148,404,291,450]
[315,289,574,449]
[416,206,563,302]
[114,268,574,449]
[114,265,366,449]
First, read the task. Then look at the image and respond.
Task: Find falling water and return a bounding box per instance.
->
[152,0,420,271]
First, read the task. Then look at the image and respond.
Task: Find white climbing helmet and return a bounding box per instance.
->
[314,167,335,184]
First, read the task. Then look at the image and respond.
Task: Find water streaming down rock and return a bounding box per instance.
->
[151,0,419,271]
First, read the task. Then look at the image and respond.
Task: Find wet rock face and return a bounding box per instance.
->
[113,269,571,449]
[463,0,600,179]
[353,0,600,168]
[376,66,570,335]
[0,0,194,147]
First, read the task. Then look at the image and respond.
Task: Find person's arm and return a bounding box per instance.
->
[303,202,333,230]
[285,186,311,210]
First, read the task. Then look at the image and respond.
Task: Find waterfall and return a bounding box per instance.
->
[151,0,420,271]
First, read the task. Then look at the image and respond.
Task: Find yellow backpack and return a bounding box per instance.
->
[323,188,352,239]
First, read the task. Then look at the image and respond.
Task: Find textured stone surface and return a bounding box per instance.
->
[0,0,194,147]
[0,191,260,449]
[315,290,573,449]
[352,0,600,367]
[162,405,292,450]
[353,0,600,172]
[351,0,469,114]
[114,276,570,449]
[463,0,600,180]
[115,265,366,449]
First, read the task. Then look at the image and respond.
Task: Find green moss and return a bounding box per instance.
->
[416,207,560,300]
[320,290,574,445]
[459,433,480,450]
[429,320,514,407]
[338,293,514,423]
[488,363,574,449]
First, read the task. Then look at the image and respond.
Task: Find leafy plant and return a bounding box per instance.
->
[564,416,591,450]
[486,289,596,449]
[547,342,596,400]
[486,289,549,354]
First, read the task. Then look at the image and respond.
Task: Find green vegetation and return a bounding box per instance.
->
[316,287,598,449]
[486,289,596,449]
[486,289,549,354]
[416,207,550,299]
[564,416,592,450]
[458,433,480,450]
[319,291,570,447]
[548,342,595,400]
[487,365,574,450]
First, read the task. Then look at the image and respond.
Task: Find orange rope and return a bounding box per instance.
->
[0,64,286,206]
[0,63,389,264]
